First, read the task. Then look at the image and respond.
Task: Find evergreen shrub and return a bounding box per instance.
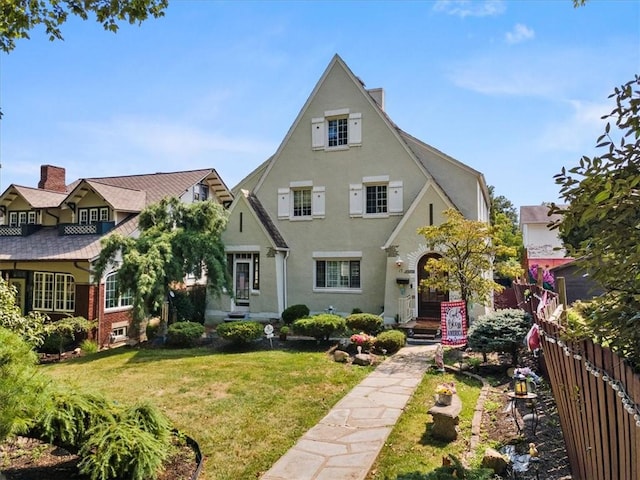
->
[467,308,532,365]
[166,321,205,348]
[282,304,310,325]
[216,321,263,345]
[292,314,346,341]
[345,313,383,335]
[373,330,406,354]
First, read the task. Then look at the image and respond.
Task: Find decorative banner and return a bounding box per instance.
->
[440,300,467,346]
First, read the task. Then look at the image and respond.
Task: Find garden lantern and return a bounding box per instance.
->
[514,373,528,396]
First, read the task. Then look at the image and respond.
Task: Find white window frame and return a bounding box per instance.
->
[78,209,89,225]
[350,177,403,218]
[292,188,312,218]
[313,252,362,293]
[8,212,17,227]
[105,272,133,310]
[312,109,362,150]
[100,207,110,222]
[33,272,75,312]
[278,182,325,220]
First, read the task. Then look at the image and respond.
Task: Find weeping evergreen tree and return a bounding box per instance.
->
[94,197,232,337]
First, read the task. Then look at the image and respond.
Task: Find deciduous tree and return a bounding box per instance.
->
[94,197,231,337]
[0,0,168,52]
[417,208,514,325]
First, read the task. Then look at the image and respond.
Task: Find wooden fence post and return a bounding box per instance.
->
[557,276,567,324]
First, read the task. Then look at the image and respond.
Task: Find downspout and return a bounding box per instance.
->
[282,249,289,312]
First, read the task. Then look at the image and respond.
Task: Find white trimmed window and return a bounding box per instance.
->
[312,109,362,150]
[78,207,109,224]
[5,211,39,226]
[349,177,403,217]
[278,182,325,220]
[33,272,75,312]
[313,252,362,291]
[105,272,133,309]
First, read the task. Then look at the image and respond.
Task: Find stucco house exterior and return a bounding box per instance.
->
[208,55,491,326]
[520,204,573,270]
[0,165,232,346]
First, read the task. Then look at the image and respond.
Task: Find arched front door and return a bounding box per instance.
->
[417,253,449,320]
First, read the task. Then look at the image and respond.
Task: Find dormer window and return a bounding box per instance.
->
[194,182,209,202]
[8,210,40,226]
[78,207,109,224]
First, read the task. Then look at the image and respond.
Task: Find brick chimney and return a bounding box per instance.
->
[38,165,66,192]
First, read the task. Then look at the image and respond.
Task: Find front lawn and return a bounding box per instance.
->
[41,344,374,480]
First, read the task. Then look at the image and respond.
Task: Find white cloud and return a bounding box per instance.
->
[433,0,506,18]
[505,23,535,44]
[537,100,610,153]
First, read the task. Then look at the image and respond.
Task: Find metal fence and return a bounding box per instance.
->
[513,282,640,480]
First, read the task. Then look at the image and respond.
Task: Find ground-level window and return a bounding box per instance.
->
[315,260,360,289]
[105,272,133,309]
[33,272,75,312]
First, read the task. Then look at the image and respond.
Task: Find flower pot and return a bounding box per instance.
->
[436,393,452,406]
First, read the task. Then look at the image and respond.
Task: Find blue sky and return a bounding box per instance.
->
[1,0,638,211]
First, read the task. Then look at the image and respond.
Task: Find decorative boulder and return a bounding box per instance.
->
[333,350,350,363]
[482,447,509,474]
[353,353,372,366]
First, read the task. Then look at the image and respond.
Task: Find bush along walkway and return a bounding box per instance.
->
[260,345,437,480]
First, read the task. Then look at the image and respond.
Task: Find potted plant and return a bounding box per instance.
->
[435,382,456,406]
[279,326,290,341]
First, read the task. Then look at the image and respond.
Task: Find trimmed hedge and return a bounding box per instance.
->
[345,313,383,335]
[373,330,406,354]
[166,321,205,348]
[292,314,346,341]
[467,308,532,365]
[216,321,263,345]
[281,304,310,325]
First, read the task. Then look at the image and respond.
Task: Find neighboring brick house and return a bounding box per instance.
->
[0,165,232,346]
[208,55,491,326]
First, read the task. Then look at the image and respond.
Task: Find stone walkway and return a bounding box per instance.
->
[260,344,437,480]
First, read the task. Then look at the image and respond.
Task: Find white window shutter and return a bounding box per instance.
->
[278,188,290,219]
[312,117,325,149]
[389,180,403,213]
[349,184,363,216]
[312,186,325,217]
[348,113,362,145]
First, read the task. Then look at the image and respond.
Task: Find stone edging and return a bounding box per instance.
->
[442,365,491,463]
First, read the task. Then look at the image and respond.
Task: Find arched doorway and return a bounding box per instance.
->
[417,253,449,321]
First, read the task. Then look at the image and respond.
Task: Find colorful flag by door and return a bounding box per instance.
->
[440,300,467,346]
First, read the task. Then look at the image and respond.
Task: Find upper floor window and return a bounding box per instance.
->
[8,210,40,226]
[366,185,387,214]
[33,272,75,312]
[278,181,325,220]
[292,189,312,217]
[194,182,209,202]
[105,272,133,309]
[349,176,403,217]
[312,109,362,150]
[78,207,109,224]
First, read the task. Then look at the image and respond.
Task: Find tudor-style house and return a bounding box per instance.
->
[208,55,491,326]
[0,165,232,346]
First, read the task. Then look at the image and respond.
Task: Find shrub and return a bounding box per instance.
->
[80,339,99,354]
[292,314,346,341]
[166,321,205,348]
[171,290,194,323]
[373,330,406,354]
[467,308,532,365]
[40,332,73,354]
[281,304,310,325]
[345,313,383,335]
[0,327,50,441]
[216,321,263,345]
[146,321,159,342]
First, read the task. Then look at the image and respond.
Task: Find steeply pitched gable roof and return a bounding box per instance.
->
[0,185,68,209]
[243,190,288,249]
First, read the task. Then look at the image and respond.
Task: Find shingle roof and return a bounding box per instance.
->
[69,180,147,212]
[83,168,232,205]
[1,185,68,209]
[0,215,139,261]
[243,190,288,249]
[520,205,566,224]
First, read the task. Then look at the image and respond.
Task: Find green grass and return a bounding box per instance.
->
[40,344,374,480]
[367,370,483,479]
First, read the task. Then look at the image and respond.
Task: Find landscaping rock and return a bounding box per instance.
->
[481,447,509,474]
[353,353,372,366]
[333,350,349,362]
